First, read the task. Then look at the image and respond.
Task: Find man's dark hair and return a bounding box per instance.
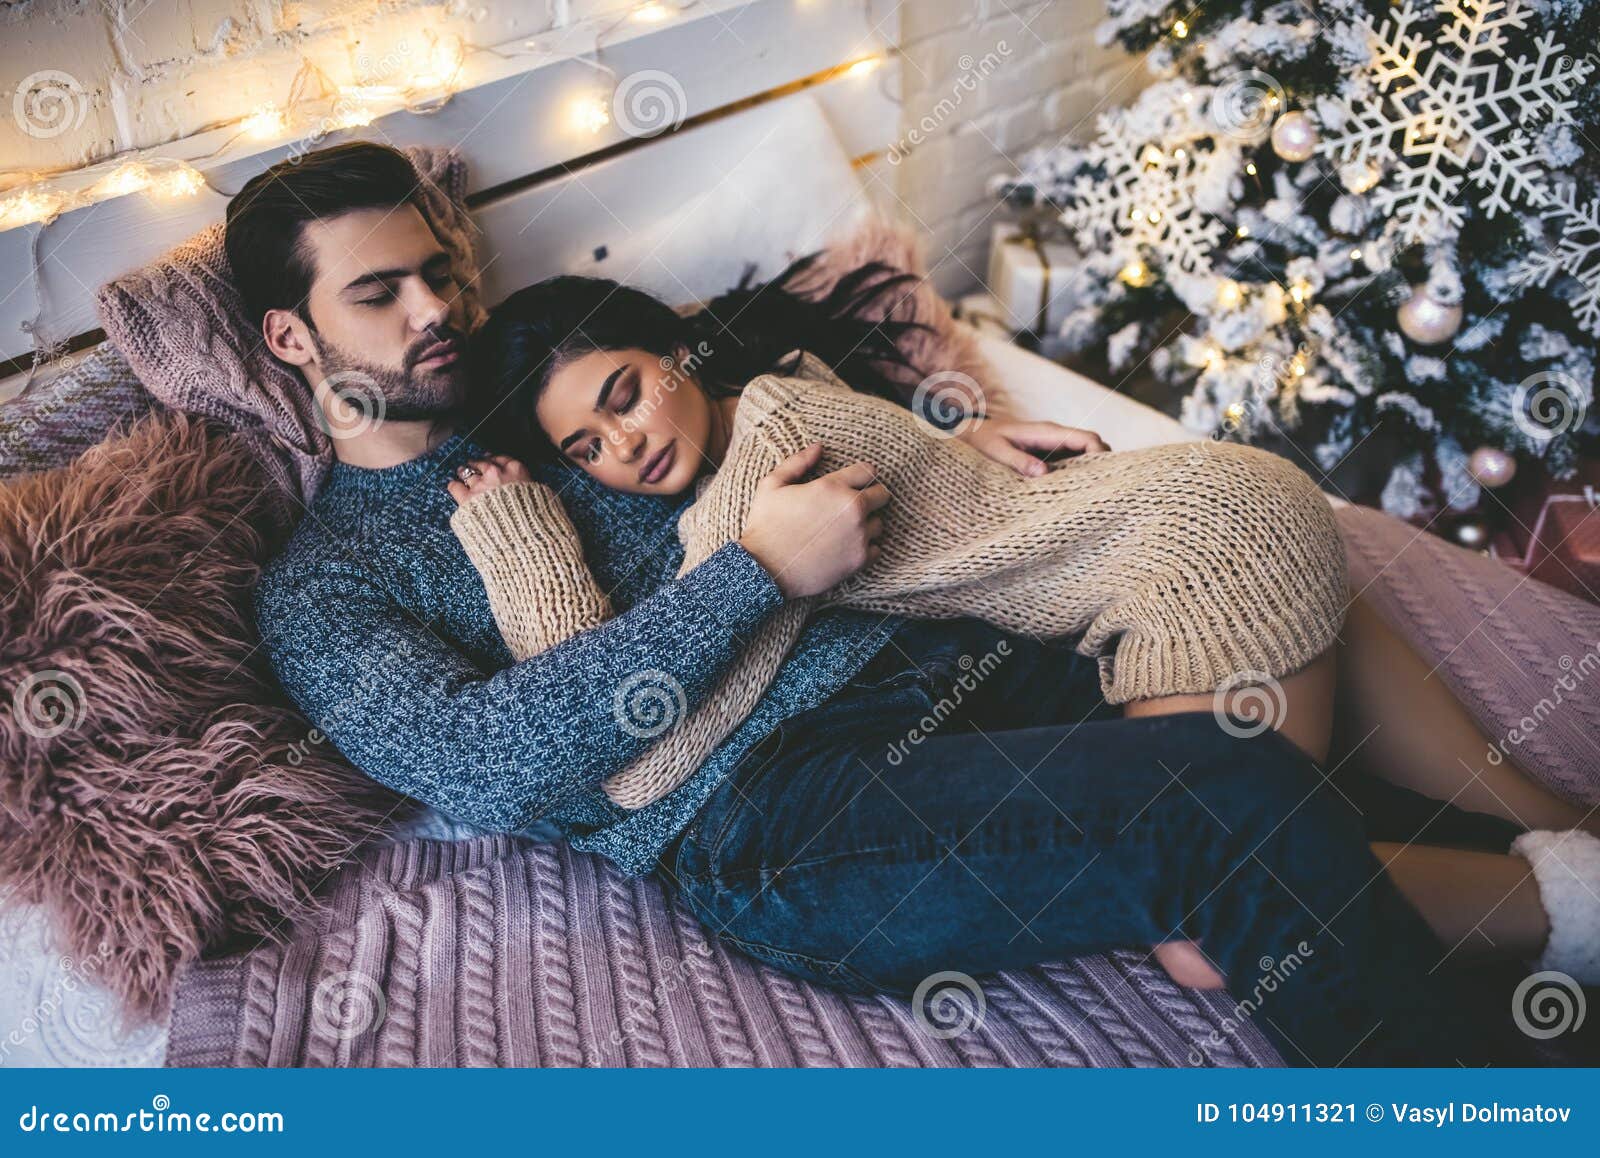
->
[224,141,422,327]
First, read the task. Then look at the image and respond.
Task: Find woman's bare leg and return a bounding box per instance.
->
[1334,592,1599,836]
[1375,842,1548,961]
[1124,648,1338,764]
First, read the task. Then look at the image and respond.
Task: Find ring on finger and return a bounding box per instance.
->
[457,464,481,482]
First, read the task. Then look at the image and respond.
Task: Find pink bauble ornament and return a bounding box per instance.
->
[1270,111,1318,162]
[1396,284,1463,344]
[1467,446,1517,488]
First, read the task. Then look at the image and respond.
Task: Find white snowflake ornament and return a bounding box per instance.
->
[1318,0,1591,247]
[1511,185,1600,337]
[1059,81,1232,275]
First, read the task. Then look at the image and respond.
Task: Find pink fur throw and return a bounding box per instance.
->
[0,413,407,1021]
[788,211,1007,411]
[95,145,484,508]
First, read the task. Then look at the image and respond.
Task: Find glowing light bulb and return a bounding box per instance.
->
[1350,248,1363,262]
[1173,19,1189,38]
[1147,208,1163,224]
[1245,161,1257,175]
[1289,280,1312,304]
[244,103,288,139]
[1223,402,1246,424]
[94,162,150,198]
[1236,224,1250,238]
[1140,144,1164,168]
[632,1,671,21]
[1119,260,1149,286]
[1173,147,1187,160]
[846,57,881,78]
[1181,91,1194,104]
[149,163,204,199]
[572,94,611,134]
[1290,357,1307,377]
[0,188,62,230]
[1217,280,1243,309]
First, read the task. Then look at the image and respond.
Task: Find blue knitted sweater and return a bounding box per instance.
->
[253,434,901,876]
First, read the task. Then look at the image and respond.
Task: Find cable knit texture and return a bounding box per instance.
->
[165,834,1282,1068]
[453,350,1350,809]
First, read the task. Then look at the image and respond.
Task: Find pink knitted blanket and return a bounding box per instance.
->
[165,506,1600,1068]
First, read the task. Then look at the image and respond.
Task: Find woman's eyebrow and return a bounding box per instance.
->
[558,365,628,452]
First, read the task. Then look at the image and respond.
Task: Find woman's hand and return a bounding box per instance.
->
[446,455,535,506]
[958,418,1110,478]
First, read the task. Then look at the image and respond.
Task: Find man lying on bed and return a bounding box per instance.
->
[238,141,1511,1068]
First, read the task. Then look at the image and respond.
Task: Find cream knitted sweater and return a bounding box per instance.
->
[452,351,1348,811]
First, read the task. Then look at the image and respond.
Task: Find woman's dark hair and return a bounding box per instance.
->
[224,141,423,327]
[465,254,933,460]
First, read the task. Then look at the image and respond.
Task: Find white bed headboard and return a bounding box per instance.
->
[0,0,902,396]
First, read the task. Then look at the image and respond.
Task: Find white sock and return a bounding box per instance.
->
[1511,829,1600,986]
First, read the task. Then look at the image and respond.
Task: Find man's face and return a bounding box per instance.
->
[291,204,470,422]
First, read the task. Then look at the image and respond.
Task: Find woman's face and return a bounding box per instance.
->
[535,345,713,495]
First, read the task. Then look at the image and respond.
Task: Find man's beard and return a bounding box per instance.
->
[310,324,469,425]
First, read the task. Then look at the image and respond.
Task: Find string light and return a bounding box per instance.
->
[631,1,671,21]
[1223,401,1246,424]
[1245,161,1257,175]
[572,93,611,134]
[1118,259,1150,286]
[92,162,151,198]
[1236,224,1250,237]
[243,103,288,139]
[148,162,205,199]
[0,188,62,230]
[1350,248,1363,262]
[845,56,881,78]
[1216,279,1243,309]
[1173,19,1189,38]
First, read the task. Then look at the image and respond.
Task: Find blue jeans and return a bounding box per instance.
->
[663,617,1489,1066]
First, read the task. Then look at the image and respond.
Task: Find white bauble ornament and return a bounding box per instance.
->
[1396,285,1464,344]
[1467,446,1517,488]
[1270,111,1318,162]
[1450,518,1491,550]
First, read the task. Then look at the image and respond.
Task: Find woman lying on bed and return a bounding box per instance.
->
[449,257,1599,1064]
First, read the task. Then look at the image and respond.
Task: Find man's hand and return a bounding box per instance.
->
[959,418,1110,477]
[447,455,535,505]
[738,442,889,600]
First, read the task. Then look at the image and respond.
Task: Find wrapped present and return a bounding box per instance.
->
[1489,463,1600,604]
[985,221,1089,337]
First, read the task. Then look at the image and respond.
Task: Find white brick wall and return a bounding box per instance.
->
[881,0,1149,299]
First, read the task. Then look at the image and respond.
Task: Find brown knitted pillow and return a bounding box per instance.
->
[94,144,484,506]
[0,412,407,1022]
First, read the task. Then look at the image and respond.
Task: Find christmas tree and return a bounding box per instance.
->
[994,0,1598,523]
